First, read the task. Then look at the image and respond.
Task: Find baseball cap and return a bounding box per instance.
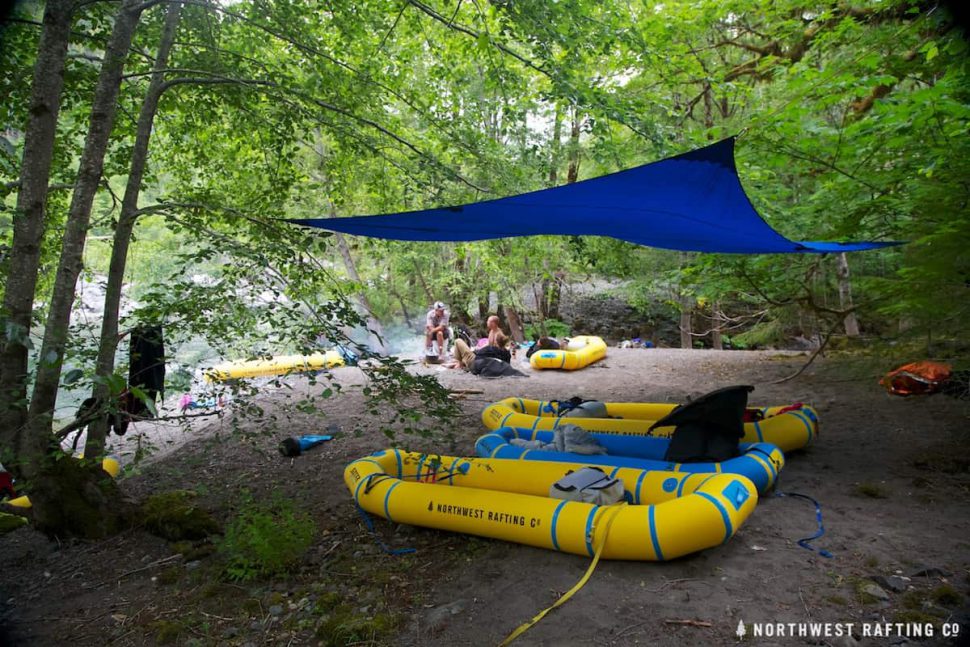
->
[434,301,446,309]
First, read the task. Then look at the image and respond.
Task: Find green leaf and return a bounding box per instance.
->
[129,386,158,418]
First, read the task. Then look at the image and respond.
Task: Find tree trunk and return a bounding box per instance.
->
[86,1,183,458]
[24,456,135,539]
[0,0,73,477]
[388,284,415,330]
[548,104,562,186]
[566,107,581,184]
[711,301,723,350]
[836,252,860,337]
[412,259,435,305]
[477,297,489,324]
[679,294,693,349]
[702,82,715,133]
[333,232,387,354]
[24,0,144,538]
[504,306,526,343]
[541,270,562,321]
[443,252,471,325]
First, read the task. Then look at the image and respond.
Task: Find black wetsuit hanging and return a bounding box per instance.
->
[128,325,165,417]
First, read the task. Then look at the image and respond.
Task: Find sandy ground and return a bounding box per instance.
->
[2,348,969,646]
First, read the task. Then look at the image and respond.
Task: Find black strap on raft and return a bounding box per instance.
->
[548,396,588,417]
[775,491,833,558]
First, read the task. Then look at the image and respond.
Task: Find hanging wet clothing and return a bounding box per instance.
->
[128,325,165,417]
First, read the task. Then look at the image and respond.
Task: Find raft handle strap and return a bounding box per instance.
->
[774,491,832,558]
[498,503,626,646]
[362,474,393,495]
[354,504,416,556]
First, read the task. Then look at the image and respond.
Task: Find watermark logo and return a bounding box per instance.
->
[736,620,746,639]
[735,620,961,641]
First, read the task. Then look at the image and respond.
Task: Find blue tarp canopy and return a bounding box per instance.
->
[290,137,896,254]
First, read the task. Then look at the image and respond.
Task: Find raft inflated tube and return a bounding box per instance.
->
[5,455,122,509]
[204,350,344,382]
[475,427,784,493]
[482,397,818,453]
[530,335,607,371]
[345,449,758,560]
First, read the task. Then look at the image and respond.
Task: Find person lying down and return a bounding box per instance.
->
[448,332,525,378]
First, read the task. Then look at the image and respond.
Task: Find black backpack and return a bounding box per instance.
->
[650,385,754,463]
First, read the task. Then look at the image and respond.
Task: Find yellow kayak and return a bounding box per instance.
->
[530,335,607,370]
[482,397,818,452]
[204,350,344,382]
[345,449,757,560]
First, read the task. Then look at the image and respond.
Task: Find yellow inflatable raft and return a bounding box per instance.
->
[5,455,121,509]
[482,397,818,452]
[530,335,607,370]
[204,350,344,382]
[345,449,758,560]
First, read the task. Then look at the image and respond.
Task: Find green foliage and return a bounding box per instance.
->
[732,320,786,349]
[525,318,571,339]
[0,512,28,535]
[219,492,316,582]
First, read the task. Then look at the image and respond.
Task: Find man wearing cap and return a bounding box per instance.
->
[425,301,450,359]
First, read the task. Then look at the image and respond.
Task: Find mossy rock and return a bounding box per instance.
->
[930,584,962,606]
[852,482,889,499]
[141,490,221,541]
[149,619,182,644]
[156,567,181,585]
[169,539,216,561]
[316,606,401,646]
[893,610,939,626]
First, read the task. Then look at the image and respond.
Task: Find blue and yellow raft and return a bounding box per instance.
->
[475,427,784,493]
[482,397,818,453]
[345,449,758,560]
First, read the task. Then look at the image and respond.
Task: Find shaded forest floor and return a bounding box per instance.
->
[2,348,970,646]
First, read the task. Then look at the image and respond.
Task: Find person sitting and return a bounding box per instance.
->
[425,301,450,360]
[486,315,502,346]
[452,331,512,371]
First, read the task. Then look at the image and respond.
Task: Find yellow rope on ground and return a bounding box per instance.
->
[498,502,627,647]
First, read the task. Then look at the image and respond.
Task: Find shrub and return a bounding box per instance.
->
[525,318,571,339]
[219,492,316,581]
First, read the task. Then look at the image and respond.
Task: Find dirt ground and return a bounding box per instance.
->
[2,348,969,646]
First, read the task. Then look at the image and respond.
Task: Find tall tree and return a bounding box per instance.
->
[21,0,147,536]
[85,1,184,457]
[0,0,74,468]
